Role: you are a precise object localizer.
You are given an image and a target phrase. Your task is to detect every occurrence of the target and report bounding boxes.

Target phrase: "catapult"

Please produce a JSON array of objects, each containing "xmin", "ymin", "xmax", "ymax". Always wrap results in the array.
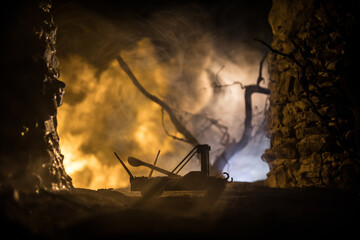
[{"xmin": 114, "ymin": 144, "xmax": 232, "ymax": 197}]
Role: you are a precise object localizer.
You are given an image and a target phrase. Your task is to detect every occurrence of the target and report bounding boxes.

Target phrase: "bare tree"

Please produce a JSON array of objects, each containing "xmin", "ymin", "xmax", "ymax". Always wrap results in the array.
[
  {"xmin": 116, "ymin": 53, "xmax": 269, "ymax": 176},
  {"xmin": 208, "ymin": 55, "xmax": 270, "ymax": 174}
]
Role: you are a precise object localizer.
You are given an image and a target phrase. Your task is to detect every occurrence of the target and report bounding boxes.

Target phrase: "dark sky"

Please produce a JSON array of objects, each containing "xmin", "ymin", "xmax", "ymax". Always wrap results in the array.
[
  {"xmin": 53, "ymin": 0, "xmax": 272, "ymax": 38},
  {"xmin": 53, "ymin": 0, "xmax": 272, "ymax": 73}
]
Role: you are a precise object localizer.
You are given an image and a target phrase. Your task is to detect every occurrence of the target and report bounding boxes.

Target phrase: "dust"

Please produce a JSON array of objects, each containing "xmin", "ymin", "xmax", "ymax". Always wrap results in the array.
[{"xmin": 55, "ymin": 1, "xmax": 271, "ymax": 189}]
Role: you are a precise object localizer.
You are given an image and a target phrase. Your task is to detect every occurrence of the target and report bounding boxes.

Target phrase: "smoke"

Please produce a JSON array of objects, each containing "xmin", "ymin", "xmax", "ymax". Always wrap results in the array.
[{"xmin": 54, "ymin": 1, "xmax": 272, "ymax": 189}]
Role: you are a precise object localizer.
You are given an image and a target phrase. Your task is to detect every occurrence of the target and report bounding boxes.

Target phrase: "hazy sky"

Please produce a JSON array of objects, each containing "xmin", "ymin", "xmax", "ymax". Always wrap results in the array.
[{"xmin": 53, "ymin": 0, "xmax": 272, "ymax": 188}]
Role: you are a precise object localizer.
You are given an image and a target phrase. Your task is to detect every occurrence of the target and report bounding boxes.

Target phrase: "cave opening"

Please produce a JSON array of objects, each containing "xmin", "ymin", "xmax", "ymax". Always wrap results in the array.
[
  {"xmin": 53, "ymin": 0, "xmax": 273, "ymax": 189},
  {"xmin": 1, "ymin": 0, "xmax": 360, "ymax": 238}
]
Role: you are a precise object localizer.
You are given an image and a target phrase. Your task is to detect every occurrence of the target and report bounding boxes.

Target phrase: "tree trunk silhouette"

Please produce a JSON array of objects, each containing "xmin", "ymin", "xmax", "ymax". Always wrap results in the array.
[
  {"xmin": 116, "ymin": 53, "xmax": 269, "ymax": 176},
  {"xmin": 211, "ymin": 84, "xmax": 269, "ymax": 174}
]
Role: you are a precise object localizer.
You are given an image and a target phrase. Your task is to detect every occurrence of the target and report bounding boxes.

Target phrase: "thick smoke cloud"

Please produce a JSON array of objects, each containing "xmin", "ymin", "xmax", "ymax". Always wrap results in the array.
[{"xmin": 53, "ymin": 0, "xmax": 272, "ymax": 188}]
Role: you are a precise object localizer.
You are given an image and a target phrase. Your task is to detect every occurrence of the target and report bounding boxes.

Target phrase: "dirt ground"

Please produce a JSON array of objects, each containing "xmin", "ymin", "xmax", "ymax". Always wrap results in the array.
[{"xmin": 1, "ymin": 182, "xmax": 359, "ymax": 239}]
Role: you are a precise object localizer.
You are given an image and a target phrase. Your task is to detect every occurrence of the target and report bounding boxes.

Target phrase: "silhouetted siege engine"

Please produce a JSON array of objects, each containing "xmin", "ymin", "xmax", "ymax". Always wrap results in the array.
[{"xmin": 114, "ymin": 144, "xmax": 232, "ymax": 198}]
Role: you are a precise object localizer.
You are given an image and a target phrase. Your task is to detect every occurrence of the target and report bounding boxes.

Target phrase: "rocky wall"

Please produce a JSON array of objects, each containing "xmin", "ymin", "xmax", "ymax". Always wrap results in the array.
[
  {"xmin": 262, "ymin": 0, "xmax": 360, "ymax": 189},
  {"xmin": 0, "ymin": 1, "xmax": 72, "ymax": 191}
]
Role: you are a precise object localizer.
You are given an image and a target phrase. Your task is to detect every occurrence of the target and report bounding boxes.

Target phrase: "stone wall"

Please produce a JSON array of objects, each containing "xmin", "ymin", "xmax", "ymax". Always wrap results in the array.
[
  {"xmin": 262, "ymin": 0, "xmax": 360, "ymax": 189},
  {"xmin": 0, "ymin": 1, "xmax": 72, "ymax": 191}
]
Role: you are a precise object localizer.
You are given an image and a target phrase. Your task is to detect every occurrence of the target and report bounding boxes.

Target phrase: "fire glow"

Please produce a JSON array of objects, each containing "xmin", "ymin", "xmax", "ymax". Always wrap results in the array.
[{"xmin": 58, "ymin": 36, "xmax": 269, "ymax": 189}]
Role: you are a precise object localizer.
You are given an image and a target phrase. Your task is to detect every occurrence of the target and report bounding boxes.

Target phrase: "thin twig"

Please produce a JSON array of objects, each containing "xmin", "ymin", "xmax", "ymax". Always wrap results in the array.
[
  {"xmin": 254, "ymin": 38, "xmax": 303, "ymax": 68},
  {"xmin": 161, "ymin": 108, "xmax": 190, "ymax": 143}
]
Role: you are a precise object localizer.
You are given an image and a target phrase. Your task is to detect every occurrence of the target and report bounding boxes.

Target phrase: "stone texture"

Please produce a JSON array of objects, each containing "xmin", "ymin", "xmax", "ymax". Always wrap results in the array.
[
  {"xmin": 263, "ymin": 0, "xmax": 360, "ymax": 189},
  {"xmin": 0, "ymin": 1, "xmax": 72, "ymax": 191}
]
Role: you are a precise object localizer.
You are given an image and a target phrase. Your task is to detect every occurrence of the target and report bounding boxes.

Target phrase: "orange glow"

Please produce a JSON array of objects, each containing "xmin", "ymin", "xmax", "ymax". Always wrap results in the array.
[
  {"xmin": 57, "ymin": 37, "xmax": 268, "ymax": 189},
  {"xmin": 58, "ymin": 39, "xmax": 192, "ymax": 189}
]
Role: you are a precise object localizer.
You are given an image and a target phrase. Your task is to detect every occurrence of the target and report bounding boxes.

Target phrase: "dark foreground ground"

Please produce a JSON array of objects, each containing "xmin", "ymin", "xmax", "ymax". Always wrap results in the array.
[{"xmin": 1, "ymin": 182, "xmax": 359, "ymax": 239}]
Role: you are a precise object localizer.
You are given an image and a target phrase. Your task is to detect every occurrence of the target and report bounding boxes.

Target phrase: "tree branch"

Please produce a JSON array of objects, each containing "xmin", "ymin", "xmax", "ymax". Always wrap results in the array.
[
  {"xmin": 116, "ymin": 54, "xmax": 199, "ymax": 146},
  {"xmin": 207, "ymin": 49, "xmax": 270, "ymax": 174},
  {"xmin": 211, "ymin": 84, "xmax": 270, "ymax": 173},
  {"xmin": 117, "ymin": 52, "xmax": 270, "ymax": 176},
  {"xmin": 160, "ymin": 108, "xmax": 190, "ymax": 143},
  {"xmin": 254, "ymin": 38, "xmax": 304, "ymax": 68}
]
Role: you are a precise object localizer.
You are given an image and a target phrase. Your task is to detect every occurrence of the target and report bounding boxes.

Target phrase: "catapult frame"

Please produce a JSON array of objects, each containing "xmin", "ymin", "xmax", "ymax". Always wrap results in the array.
[{"xmin": 114, "ymin": 144, "xmax": 232, "ymax": 197}]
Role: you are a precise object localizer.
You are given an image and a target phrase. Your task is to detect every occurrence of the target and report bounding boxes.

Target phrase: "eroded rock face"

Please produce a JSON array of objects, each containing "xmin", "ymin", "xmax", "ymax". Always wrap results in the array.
[
  {"xmin": 263, "ymin": 0, "xmax": 360, "ymax": 188},
  {"xmin": 0, "ymin": 1, "xmax": 72, "ymax": 191}
]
